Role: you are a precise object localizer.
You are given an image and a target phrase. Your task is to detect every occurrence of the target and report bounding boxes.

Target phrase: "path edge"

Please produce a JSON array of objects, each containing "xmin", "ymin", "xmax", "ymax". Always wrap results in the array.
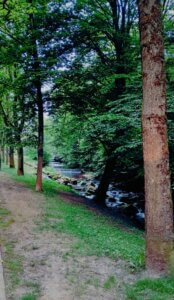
[{"xmin": 0, "ymin": 248, "xmax": 6, "ymax": 300}]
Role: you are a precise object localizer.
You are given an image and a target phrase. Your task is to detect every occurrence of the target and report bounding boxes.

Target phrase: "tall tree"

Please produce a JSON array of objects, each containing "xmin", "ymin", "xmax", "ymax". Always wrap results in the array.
[
  {"xmin": 51, "ymin": 0, "xmax": 139, "ymax": 205},
  {"xmin": 138, "ymin": 0, "xmax": 173, "ymax": 273},
  {"xmin": 28, "ymin": 2, "xmax": 44, "ymax": 191}
]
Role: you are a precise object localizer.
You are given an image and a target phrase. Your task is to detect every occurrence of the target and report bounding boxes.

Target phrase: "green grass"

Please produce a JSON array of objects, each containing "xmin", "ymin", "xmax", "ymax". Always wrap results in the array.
[
  {"xmin": 0, "ymin": 207, "xmax": 10, "ymax": 217},
  {"xmin": 2, "ymin": 163, "xmax": 72, "ymax": 194},
  {"xmin": 127, "ymin": 277, "xmax": 174, "ymax": 300},
  {"xmin": 0, "ymin": 167, "xmax": 40, "ymax": 296},
  {"xmin": 103, "ymin": 275, "xmax": 116, "ymax": 289},
  {"xmin": 0, "ymin": 207, "xmax": 12, "ymax": 229},
  {"xmin": 3, "ymin": 162, "xmax": 174, "ymax": 299},
  {"xmin": 86, "ymin": 278, "xmax": 100, "ymax": 288},
  {"xmin": 1, "ymin": 163, "xmax": 145, "ymax": 269},
  {"xmin": 0, "ymin": 207, "xmax": 21, "ymax": 287},
  {"xmin": 4, "ymin": 242, "xmax": 23, "ymax": 287},
  {"xmin": 0, "ymin": 195, "xmax": 22, "ymax": 289},
  {"xmin": 20, "ymin": 293, "xmax": 37, "ymax": 300},
  {"xmin": 43, "ymin": 193, "xmax": 144, "ymax": 267}
]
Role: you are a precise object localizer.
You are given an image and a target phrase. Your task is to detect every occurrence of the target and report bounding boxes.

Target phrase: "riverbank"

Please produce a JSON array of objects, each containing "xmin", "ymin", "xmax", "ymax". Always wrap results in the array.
[
  {"xmin": 24, "ymin": 158, "xmax": 145, "ymax": 228},
  {"xmin": 0, "ymin": 163, "xmax": 144, "ymax": 299},
  {"xmin": 1, "ymin": 162, "xmax": 174, "ymax": 299}
]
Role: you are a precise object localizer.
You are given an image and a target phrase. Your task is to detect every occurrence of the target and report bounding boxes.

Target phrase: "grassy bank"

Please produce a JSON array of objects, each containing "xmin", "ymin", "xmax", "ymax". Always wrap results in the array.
[
  {"xmin": 0, "ymin": 194, "xmax": 23, "ymax": 291},
  {"xmin": 2, "ymin": 162, "xmax": 174, "ymax": 299},
  {"xmin": 2, "ymin": 163, "xmax": 144, "ymax": 268}
]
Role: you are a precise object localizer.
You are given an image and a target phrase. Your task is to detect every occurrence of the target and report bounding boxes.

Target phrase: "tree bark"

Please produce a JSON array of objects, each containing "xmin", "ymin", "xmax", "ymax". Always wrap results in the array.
[
  {"xmin": 29, "ymin": 3, "xmax": 44, "ymax": 192},
  {"xmin": 17, "ymin": 146, "xmax": 24, "ymax": 176},
  {"xmin": 5, "ymin": 148, "xmax": 9, "ymax": 165},
  {"xmin": 95, "ymin": 157, "xmax": 114, "ymax": 205},
  {"xmin": 138, "ymin": 0, "xmax": 174, "ymax": 273},
  {"xmin": 9, "ymin": 147, "xmax": 15, "ymax": 168},
  {"xmin": 109, "ymin": 0, "xmax": 129, "ymax": 95},
  {"xmin": 1, "ymin": 147, "xmax": 5, "ymax": 163},
  {"xmin": 35, "ymin": 81, "xmax": 44, "ymax": 192}
]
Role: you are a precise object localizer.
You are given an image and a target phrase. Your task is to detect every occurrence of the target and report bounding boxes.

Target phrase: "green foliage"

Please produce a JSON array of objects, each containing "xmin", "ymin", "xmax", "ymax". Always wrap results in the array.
[
  {"xmin": 49, "ymin": 82, "xmax": 143, "ymax": 188},
  {"xmin": 26, "ymin": 147, "xmax": 51, "ymax": 167},
  {"xmin": 0, "ymin": 0, "xmax": 173, "ymax": 193},
  {"xmin": 47, "ymin": 0, "xmax": 143, "ymax": 186},
  {"xmin": 25, "ymin": 148, "xmax": 37, "ymax": 161},
  {"xmin": 0, "ymin": 2, "xmax": 173, "ymax": 299},
  {"xmin": 43, "ymin": 151, "xmax": 51, "ymax": 167},
  {"xmin": 0, "ymin": 0, "xmax": 173, "ymax": 206}
]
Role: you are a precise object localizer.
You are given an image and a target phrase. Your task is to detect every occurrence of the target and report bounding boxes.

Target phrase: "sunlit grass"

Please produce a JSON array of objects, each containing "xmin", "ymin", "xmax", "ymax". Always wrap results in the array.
[
  {"xmin": 2, "ymin": 162, "xmax": 72, "ymax": 194},
  {"xmin": 2, "ymin": 161, "xmax": 145, "ymax": 268},
  {"xmin": 43, "ymin": 192, "xmax": 144, "ymax": 267}
]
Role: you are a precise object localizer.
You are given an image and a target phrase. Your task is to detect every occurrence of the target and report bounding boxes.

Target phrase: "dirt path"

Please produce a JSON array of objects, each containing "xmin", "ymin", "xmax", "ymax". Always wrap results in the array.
[{"xmin": 0, "ymin": 172, "xmax": 136, "ymax": 300}]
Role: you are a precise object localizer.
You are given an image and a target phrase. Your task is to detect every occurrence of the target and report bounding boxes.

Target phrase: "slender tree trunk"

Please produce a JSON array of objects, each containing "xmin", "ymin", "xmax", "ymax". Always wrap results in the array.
[
  {"xmin": 29, "ymin": 5, "xmax": 44, "ymax": 192},
  {"xmin": 95, "ymin": 157, "xmax": 114, "ymax": 205},
  {"xmin": 0, "ymin": 152, "xmax": 1, "ymax": 170},
  {"xmin": 109, "ymin": 0, "xmax": 128, "ymax": 96},
  {"xmin": 115, "ymin": 49, "xmax": 126, "ymax": 95},
  {"xmin": 1, "ymin": 133, "xmax": 5, "ymax": 163},
  {"xmin": 9, "ymin": 147, "xmax": 15, "ymax": 168},
  {"xmin": 138, "ymin": 0, "xmax": 174, "ymax": 273},
  {"xmin": 17, "ymin": 146, "xmax": 24, "ymax": 176},
  {"xmin": 1, "ymin": 147, "xmax": 5, "ymax": 163},
  {"xmin": 5, "ymin": 148, "xmax": 9, "ymax": 165},
  {"xmin": 35, "ymin": 81, "xmax": 44, "ymax": 192}
]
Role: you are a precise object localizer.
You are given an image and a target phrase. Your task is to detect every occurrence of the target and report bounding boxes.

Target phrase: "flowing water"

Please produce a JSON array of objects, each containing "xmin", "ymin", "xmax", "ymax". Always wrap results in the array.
[
  {"xmin": 50, "ymin": 160, "xmax": 145, "ymax": 227},
  {"xmin": 50, "ymin": 161, "xmax": 82, "ymax": 178}
]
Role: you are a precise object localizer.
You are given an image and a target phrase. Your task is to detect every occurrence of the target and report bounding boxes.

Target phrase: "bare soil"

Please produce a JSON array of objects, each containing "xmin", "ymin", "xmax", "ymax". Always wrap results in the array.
[{"xmin": 0, "ymin": 172, "xmax": 138, "ymax": 300}]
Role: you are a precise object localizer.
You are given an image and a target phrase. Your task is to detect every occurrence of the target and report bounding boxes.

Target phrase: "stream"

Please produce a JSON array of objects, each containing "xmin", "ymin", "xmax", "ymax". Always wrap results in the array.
[
  {"xmin": 50, "ymin": 161, "xmax": 82, "ymax": 178},
  {"xmin": 49, "ymin": 160, "xmax": 145, "ymax": 228}
]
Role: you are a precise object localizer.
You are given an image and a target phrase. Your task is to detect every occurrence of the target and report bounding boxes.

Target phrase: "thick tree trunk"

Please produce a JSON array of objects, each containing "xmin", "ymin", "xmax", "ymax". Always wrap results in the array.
[
  {"xmin": 138, "ymin": 0, "xmax": 174, "ymax": 273},
  {"xmin": 95, "ymin": 157, "xmax": 114, "ymax": 205},
  {"xmin": 5, "ymin": 148, "xmax": 9, "ymax": 165},
  {"xmin": 9, "ymin": 147, "xmax": 15, "ymax": 168},
  {"xmin": 17, "ymin": 146, "xmax": 24, "ymax": 176},
  {"xmin": 35, "ymin": 82, "xmax": 44, "ymax": 192}
]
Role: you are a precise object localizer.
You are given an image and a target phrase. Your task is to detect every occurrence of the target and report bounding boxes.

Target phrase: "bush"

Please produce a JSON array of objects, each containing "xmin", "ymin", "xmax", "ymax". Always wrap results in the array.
[
  {"xmin": 25, "ymin": 147, "xmax": 51, "ymax": 167},
  {"xmin": 43, "ymin": 151, "xmax": 51, "ymax": 167}
]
